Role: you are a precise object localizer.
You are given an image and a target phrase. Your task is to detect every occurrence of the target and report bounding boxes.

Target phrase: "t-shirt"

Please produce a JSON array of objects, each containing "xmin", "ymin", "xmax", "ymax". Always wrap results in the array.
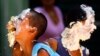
[{"xmin": 34, "ymin": 6, "xmax": 64, "ymax": 41}]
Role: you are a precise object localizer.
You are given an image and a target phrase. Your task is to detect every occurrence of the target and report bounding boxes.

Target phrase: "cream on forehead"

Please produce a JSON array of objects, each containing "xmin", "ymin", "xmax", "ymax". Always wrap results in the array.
[
  {"xmin": 13, "ymin": 8, "xmax": 30, "ymax": 22},
  {"xmin": 12, "ymin": 8, "xmax": 30, "ymax": 27},
  {"xmin": 18, "ymin": 8, "xmax": 30, "ymax": 20},
  {"xmin": 80, "ymin": 4, "xmax": 95, "ymax": 17},
  {"xmin": 7, "ymin": 8, "xmax": 31, "ymax": 47}
]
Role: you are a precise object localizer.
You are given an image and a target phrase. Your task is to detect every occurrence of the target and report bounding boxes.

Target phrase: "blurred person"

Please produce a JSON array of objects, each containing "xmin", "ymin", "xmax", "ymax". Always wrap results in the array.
[
  {"xmin": 61, "ymin": 4, "xmax": 97, "ymax": 56},
  {"xmin": 34, "ymin": 0, "xmax": 64, "ymax": 41},
  {"xmin": 34, "ymin": 0, "xmax": 66, "ymax": 56},
  {"xmin": 33, "ymin": 0, "xmax": 66, "ymax": 55}
]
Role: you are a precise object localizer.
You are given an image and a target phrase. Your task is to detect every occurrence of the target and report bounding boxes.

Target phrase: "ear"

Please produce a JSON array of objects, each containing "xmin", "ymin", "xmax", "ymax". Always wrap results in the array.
[
  {"xmin": 29, "ymin": 26, "xmax": 37, "ymax": 33},
  {"xmin": 29, "ymin": 27, "xmax": 38, "ymax": 41},
  {"xmin": 29, "ymin": 27, "xmax": 38, "ymax": 36},
  {"xmin": 76, "ymin": 21, "xmax": 84, "ymax": 26},
  {"xmin": 47, "ymin": 38, "xmax": 58, "ymax": 51}
]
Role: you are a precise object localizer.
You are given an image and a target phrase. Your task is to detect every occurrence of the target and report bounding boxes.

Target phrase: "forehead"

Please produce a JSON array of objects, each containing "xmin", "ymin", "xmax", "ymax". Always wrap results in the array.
[
  {"xmin": 14, "ymin": 9, "xmax": 30, "ymax": 23},
  {"xmin": 86, "ymin": 9, "xmax": 95, "ymax": 22},
  {"xmin": 80, "ymin": 4, "xmax": 95, "ymax": 22},
  {"xmin": 86, "ymin": 15, "xmax": 95, "ymax": 23}
]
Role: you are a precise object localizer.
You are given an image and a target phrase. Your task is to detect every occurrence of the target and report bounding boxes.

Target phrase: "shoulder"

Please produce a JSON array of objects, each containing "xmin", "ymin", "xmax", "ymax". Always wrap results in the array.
[
  {"xmin": 54, "ymin": 6, "xmax": 61, "ymax": 10},
  {"xmin": 54, "ymin": 6, "xmax": 63, "ymax": 17},
  {"xmin": 54, "ymin": 6, "xmax": 62, "ymax": 13},
  {"xmin": 34, "ymin": 7, "xmax": 44, "ymax": 13},
  {"xmin": 32, "ymin": 43, "xmax": 59, "ymax": 56},
  {"xmin": 38, "ymin": 48, "xmax": 49, "ymax": 56}
]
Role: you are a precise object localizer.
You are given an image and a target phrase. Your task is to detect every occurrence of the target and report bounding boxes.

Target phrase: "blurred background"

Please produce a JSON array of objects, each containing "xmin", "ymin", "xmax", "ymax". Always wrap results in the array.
[{"xmin": 0, "ymin": 0, "xmax": 100, "ymax": 56}]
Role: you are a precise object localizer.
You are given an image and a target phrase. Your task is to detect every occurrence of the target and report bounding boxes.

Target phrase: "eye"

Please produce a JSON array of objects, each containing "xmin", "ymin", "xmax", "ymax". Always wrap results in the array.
[
  {"xmin": 90, "ymin": 21, "xmax": 95, "ymax": 25},
  {"xmin": 90, "ymin": 22, "xmax": 93, "ymax": 24}
]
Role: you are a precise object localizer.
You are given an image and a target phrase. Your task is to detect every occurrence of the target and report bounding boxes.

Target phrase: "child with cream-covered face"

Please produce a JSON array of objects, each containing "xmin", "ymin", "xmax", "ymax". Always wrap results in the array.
[
  {"xmin": 7, "ymin": 8, "xmax": 60, "ymax": 56},
  {"xmin": 61, "ymin": 4, "xmax": 96, "ymax": 56},
  {"xmin": 6, "ymin": 9, "xmax": 47, "ymax": 56}
]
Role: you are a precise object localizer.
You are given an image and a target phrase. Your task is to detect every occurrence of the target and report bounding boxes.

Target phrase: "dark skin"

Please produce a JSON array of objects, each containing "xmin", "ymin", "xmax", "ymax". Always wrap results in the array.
[
  {"xmin": 13, "ymin": 17, "xmax": 37, "ymax": 56},
  {"xmin": 11, "ymin": 15, "xmax": 58, "ymax": 56}
]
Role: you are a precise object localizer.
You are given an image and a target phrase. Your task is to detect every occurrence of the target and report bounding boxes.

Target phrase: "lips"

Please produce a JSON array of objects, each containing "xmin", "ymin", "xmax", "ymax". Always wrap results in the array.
[
  {"xmin": 90, "ymin": 29, "xmax": 95, "ymax": 34},
  {"xmin": 90, "ymin": 31, "xmax": 93, "ymax": 34}
]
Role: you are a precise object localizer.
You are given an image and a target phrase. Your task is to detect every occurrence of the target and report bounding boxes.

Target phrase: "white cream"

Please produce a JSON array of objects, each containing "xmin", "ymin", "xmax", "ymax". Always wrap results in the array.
[
  {"xmin": 61, "ymin": 22, "xmax": 82, "ymax": 51},
  {"xmin": 61, "ymin": 4, "xmax": 96, "ymax": 51},
  {"xmin": 7, "ymin": 8, "xmax": 31, "ymax": 47}
]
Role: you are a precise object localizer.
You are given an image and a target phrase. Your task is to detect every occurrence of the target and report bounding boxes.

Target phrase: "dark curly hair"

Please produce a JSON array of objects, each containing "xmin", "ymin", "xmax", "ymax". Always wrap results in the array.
[{"xmin": 65, "ymin": 4, "xmax": 90, "ymax": 28}]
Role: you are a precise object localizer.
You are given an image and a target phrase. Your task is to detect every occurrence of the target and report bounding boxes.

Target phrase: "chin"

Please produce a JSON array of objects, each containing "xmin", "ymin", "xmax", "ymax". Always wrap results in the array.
[
  {"xmin": 7, "ymin": 31, "xmax": 15, "ymax": 47},
  {"xmin": 80, "ymin": 34, "xmax": 91, "ymax": 41}
]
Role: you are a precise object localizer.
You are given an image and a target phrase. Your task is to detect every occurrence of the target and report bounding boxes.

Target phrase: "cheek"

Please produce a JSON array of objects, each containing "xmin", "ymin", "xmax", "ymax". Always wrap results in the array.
[
  {"xmin": 85, "ymin": 24, "xmax": 96, "ymax": 33},
  {"xmin": 15, "ymin": 24, "xmax": 22, "ymax": 35},
  {"xmin": 83, "ymin": 24, "xmax": 91, "ymax": 33},
  {"xmin": 83, "ymin": 21, "xmax": 94, "ymax": 32}
]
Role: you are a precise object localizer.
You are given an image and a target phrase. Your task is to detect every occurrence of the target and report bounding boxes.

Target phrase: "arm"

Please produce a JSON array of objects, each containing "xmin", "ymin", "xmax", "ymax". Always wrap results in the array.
[
  {"xmin": 38, "ymin": 49, "xmax": 49, "ymax": 56},
  {"xmin": 46, "ymin": 38, "xmax": 58, "ymax": 51}
]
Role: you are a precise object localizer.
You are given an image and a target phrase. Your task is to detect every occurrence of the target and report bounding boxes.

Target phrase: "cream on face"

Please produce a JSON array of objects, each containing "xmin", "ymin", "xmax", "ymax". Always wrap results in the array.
[
  {"xmin": 79, "ymin": 15, "xmax": 96, "ymax": 41},
  {"xmin": 14, "ymin": 9, "xmax": 30, "ymax": 35},
  {"xmin": 83, "ymin": 15, "xmax": 96, "ymax": 33},
  {"xmin": 7, "ymin": 9, "xmax": 31, "ymax": 47},
  {"xmin": 80, "ymin": 4, "xmax": 97, "ymax": 41},
  {"xmin": 61, "ymin": 4, "xmax": 97, "ymax": 51}
]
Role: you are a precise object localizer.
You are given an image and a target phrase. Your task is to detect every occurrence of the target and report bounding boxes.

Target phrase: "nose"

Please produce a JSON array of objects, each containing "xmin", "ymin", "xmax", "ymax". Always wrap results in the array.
[{"xmin": 93, "ymin": 24, "xmax": 97, "ymax": 30}]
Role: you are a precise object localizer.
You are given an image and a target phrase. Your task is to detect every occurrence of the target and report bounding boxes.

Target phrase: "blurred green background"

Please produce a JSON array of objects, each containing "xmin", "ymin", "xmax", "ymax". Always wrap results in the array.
[{"xmin": 0, "ymin": 0, "xmax": 28, "ymax": 56}]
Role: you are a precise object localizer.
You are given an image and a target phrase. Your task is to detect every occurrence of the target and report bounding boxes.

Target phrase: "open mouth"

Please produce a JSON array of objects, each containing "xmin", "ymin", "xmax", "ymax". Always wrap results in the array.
[{"xmin": 90, "ymin": 30, "xmax": 94, "ymax": 34}]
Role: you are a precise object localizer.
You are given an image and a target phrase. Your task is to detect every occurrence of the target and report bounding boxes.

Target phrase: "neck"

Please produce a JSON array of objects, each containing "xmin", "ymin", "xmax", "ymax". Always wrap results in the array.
[
  {"xmin": 25, "ymin": 42, "xmax": 33, "ymax": 56},
  {"xmin": 19, "ymin": 41, "xmax": 35, "ymax": 56},
  {"xmin": 65, "ymin": 37, "xmax": 80, "ymax": 51},
  {"xmin": 43, "ymin": 5, "xmax": 54, "ymax": 12},
  {"xmin": 68, "ymin": 49, "xmax": 82, "ymax": 56}
]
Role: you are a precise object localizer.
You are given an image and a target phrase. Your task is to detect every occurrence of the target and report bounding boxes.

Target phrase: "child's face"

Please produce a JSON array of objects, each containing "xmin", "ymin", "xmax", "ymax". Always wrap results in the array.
[
  {"xmin": 15, "ymin": 18, "xmax": 37, "ymax": 43},
  {"xmin": 80, "ymin": 14, "xmax": 96, "ymax": 41}
]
